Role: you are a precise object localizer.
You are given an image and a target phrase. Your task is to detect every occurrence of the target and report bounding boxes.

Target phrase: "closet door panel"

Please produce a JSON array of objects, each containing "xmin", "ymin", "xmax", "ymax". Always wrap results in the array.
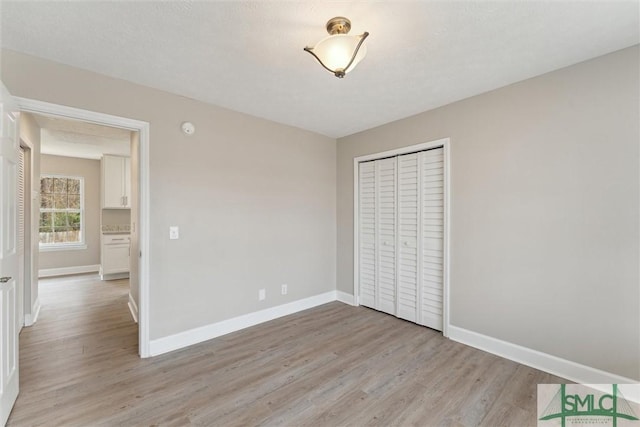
[
  {"xmin": 396, "ymin": 153, "xmax": 419, "ymax": 322},
  {"xmin": 358, "ymin": 161, "xmax": 376, "ymax": 308},
  {"xmin": 420, "ymin": 148, "xmax": 444, "ymax": 331},
  {"xmin": 376, "ymin": 157, "xmax": 396, "ymax": 315}
]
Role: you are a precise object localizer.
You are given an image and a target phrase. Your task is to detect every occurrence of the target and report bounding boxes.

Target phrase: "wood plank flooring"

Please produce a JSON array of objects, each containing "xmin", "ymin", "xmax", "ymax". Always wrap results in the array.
[{"xmin": 8, "ymin": 274, "xmax": 566, "ymax": 426}]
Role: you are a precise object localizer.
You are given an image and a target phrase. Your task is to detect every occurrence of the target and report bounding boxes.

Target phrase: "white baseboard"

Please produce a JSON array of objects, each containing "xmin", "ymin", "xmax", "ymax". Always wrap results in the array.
[
  {"xmin": 149, "ymin": 291, "xmax": 337, "ymax": 356},
  {"xmin": 128, "ymin": 292, "xmax": 139, "ymax": 323},
  {"xmin": 39, "ymin": 264, "xmax": 100, "ymax": 278},
  {"xmin": 24, "ymin": 297, "xmax": 41, "ymax": 327},
  {"xmin": 336, "ymin": 290, "xmax": 356, "ymax": 306},
  {"xmin": 147, "ymin": 290, "xmax": 637, "ymax": 392},
  {"xmin": 448, "ymin": 325, "xmax": 638, "ymax": 386},
  {"xmin": 101, "ymin": 272, "xmax": 129, "ymax": 281}
]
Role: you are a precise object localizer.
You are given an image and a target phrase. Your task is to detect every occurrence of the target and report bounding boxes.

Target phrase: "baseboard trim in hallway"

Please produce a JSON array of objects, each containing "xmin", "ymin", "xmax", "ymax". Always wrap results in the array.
[
  {"xmin": 39, "ymin": 264, "xmax": 100, "ymax": 278},
  {"xmin": 24, "ymin": 297, "xmax": 41, "ymax": 327},
  {"xmin": 128, "ymin": 292, "xmax": 139, "ymax": 323}
]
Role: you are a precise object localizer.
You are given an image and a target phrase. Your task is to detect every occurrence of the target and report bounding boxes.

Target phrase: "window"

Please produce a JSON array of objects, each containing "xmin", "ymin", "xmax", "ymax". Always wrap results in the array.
[{"xmin": 39, "ymin": 175, "xmax": 86, "ymax": 250}]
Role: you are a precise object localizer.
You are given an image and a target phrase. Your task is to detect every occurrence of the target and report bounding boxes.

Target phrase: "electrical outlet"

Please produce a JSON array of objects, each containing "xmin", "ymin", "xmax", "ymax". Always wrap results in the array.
[
  {"xmin": 169, "ymin": 226, "xmax": 179, "ymax": 240},
  {"xmin": 259, "ymin": 289, "xmax": 266, "ymax": 301},
  {"xmin": 281, "ymin": 284, "xmax": 288, "ymax": 295}
]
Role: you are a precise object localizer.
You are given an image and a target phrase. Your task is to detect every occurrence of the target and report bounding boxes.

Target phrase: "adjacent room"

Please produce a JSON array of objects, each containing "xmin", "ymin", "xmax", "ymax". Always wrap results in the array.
[
  {"xmin": 0, "ymin": 1, "xmax": 638, "ymax": 426},
  {"xmin": 32, "ymin": 112, "xmax": 140, "ymax": 350}
]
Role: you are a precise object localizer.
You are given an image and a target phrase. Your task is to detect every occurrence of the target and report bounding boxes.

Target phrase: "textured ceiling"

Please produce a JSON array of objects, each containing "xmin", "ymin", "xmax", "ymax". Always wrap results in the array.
[
  {"xmin": 2, "ymin": 1, "xmax": 639, "ymax": 138},
  {"xmin": 33, "ymin": 114, "xmax": 131, "ymax": 160}
]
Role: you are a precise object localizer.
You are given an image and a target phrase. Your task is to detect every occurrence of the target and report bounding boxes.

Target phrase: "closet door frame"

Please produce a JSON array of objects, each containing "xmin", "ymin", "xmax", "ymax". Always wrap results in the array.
[{"xmin": 353, "ymin": 137, "xmax": 451, "ymax": 337}]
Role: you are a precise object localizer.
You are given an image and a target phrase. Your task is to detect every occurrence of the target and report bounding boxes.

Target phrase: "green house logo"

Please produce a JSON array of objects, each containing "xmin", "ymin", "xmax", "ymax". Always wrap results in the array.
[{"xmin": 539, "ymin": 384, "xmax": 639, "ymax": 427}]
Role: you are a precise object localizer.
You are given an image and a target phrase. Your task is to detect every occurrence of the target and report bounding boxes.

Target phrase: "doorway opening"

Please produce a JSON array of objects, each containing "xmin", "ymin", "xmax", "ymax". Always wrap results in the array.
[{"xmin": 16, "ymin": 98, "xmax": 150, "ymax": 357}]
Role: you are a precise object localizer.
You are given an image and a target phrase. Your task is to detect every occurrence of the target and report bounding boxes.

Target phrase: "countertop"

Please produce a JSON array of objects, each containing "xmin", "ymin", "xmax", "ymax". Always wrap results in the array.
[{"xmin": 101, "ymin": 224, "xmax": 131, "ymax": 234}]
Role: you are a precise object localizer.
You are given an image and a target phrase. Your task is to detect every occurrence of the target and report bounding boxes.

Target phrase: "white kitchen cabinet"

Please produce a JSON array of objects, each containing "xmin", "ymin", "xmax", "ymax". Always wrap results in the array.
[
  {"xmin": 100, "ymin": 234, "xmax": 130, "ymax": 280},
  {"xmin": 102, "ymin": 155, "xmax": 131, "ymax": 208}
]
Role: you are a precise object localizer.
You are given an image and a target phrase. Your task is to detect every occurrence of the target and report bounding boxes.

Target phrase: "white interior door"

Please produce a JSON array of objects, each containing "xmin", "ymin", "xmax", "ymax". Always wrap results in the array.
[
  {"xmin": 420, "ymin": 148, "xmax": 444, "ymax": 331},
  {"xmin": 358, "ymin": 146, "xmax": 445, "ymax": 332},
  {"xmin": 358, "ymin": 161, "xmax": 376, "ymax": 308},
  {"xmin": 397, "ymin": 153, "xmax": 420, "ymax": 322},
  {"xmin": 17, "ymin": 148, "xmax": 24, "ymax": 334},
  {"xmin": 0, "ymin": 82, "xmax": 20, "ymax": 426},
  {"xmin": 375, "ymin": 157, "xmax": 396, "ymax": 315}
]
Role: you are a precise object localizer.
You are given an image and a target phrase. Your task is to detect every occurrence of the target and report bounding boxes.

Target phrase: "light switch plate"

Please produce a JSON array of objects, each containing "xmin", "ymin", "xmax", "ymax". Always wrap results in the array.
[{"xmin": 169, "ymin": 226, "xmax": 179, "ymax": 240}]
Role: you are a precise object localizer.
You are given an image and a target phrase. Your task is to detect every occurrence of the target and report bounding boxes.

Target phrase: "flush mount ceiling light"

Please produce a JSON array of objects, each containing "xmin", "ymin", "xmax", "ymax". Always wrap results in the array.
[{"xmin": 304, "ymin": 17, "xmax": 369, "ymax": 78}]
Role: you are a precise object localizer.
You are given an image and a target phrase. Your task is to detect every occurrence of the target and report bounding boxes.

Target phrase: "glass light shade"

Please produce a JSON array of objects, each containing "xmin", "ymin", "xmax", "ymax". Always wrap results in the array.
[
  {"xmin": 311, "ymin": 34, "xmax": 367, "ymax": 73},
  {"xmin": 305, "ymin": 32, "xmax": 368, "ymax": 78}
]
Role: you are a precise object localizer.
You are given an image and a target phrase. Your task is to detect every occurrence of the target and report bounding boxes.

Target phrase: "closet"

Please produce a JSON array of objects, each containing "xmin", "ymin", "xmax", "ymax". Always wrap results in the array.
[{"xmin": 358, "ymin": 147, "xmax": 444, "ymax": 331}]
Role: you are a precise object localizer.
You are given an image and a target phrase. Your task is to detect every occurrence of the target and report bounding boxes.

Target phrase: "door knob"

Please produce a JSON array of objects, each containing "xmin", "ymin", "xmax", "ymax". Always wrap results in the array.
[{"xmin": 0, "ymin": 277, "xmax": 11, "ymax": 283}]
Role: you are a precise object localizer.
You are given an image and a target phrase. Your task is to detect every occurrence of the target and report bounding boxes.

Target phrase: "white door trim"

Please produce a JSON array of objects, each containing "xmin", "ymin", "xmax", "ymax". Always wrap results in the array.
[
  {"xmin": 15, "ymin": 97, "xmax": 152, "ymax": 358},
  {"xmin": 353, "ymin": 137, "xmax": 451, "ymax": 337}
]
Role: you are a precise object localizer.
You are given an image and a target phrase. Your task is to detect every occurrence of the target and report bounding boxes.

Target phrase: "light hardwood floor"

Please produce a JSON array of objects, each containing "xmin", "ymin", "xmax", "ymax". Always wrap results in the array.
[{"xmin": 8, "ymin": 274, "xmax": 566, "ymax": 426}]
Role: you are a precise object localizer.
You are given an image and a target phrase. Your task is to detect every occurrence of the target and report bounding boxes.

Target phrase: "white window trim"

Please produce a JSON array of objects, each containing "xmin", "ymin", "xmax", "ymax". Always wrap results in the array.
[
  {"xmin": 39, "ymin": 243, "xmax": 87, "ymax": 252},
  {"xmin": 39, "ymin": 173, "xmax": 86, "ymax": 251}
]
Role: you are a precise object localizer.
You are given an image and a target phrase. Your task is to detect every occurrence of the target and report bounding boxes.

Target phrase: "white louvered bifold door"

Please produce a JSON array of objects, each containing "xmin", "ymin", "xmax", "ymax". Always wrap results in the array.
[
  {"xmin": 375, "ymin": 157, "xmax": 397, "ymax": 315},
  {"xmin": 17, "ymin": 148, "xmax": 24, "ymax": 334},
  {"xmin": 358, "ymin": 147, "xmax": 443, "ymax": 330},
  {"xmin": 420, "ymin": 148, "xmax": 444, "ymax": 331},
  {"xmin": 358, "ymin": 161, "xmax": 376, "ymax": 308},
  {"xmin": 396, "ymin": 153, "xmax": 419, "ymax": 322}
]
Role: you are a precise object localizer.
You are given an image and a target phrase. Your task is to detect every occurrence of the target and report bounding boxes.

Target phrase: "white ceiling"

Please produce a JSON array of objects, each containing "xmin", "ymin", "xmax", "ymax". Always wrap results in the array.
[
  {"xmin": 32, "ymin": 114, "xmax": 131, "ymax": 160},
  {"xmin": 2, "ymin": 1, "xmax": 638, "ymax": 138}
]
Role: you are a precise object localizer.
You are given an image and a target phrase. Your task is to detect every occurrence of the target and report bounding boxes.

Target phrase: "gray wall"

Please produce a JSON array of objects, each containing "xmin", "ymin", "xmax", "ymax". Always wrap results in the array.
[
  {"xmin": 5, "ymin": 46, "xmax": 637, "ymax": 380},
  {"xmin": 337, "ymin": 46, "xmax": 639, "ymax": 380},
  {"xmin": 39, "ymin": 154, "xmax": 101, "ymax": 270},
  {"xmin": 1, "ymin": 49, "xmax": 337, "ymax": 340}
]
